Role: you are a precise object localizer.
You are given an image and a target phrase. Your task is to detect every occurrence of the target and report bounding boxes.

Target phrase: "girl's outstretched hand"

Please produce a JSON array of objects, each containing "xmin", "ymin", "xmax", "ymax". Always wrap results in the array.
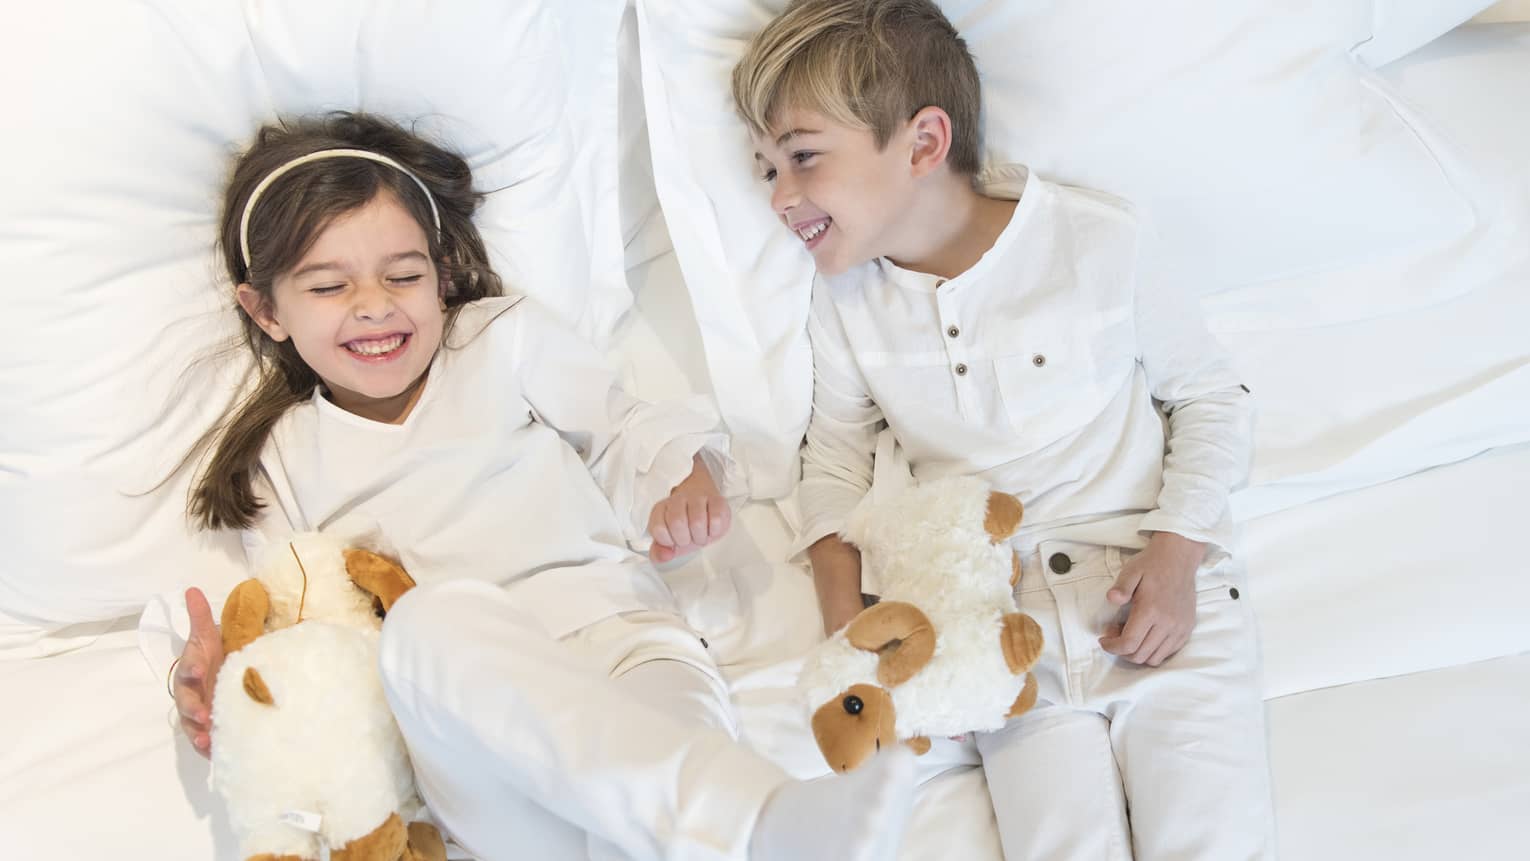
[
  {"xmin": 173, "ymin": 587, "xmax": 225, "ymax": 759},
  {"xmin": 648, "ymin": 455, "xmax": 732, "ymax": 564}
]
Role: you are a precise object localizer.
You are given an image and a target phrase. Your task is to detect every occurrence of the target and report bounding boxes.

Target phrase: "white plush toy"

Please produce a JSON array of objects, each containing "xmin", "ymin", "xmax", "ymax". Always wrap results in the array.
[
  {"xmin": 211, "ymin": 532, "xmax": 444, "ymax": 861},
  {"xmin": 798, "ymin": 476, "xmax": 1045, "ymax": 773}
]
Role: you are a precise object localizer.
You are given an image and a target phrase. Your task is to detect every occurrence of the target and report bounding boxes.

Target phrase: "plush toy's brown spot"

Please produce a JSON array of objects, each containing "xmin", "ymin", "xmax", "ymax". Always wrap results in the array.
[
  {"xmin": 221, "ymin": 578, "xmax": 272, "ymax": 655},
  {"xmin": 404, "ymin": 821, "xmax": 447, "ymax": 861},
  {"xmin": 247, "ymin": 854, "xmax": 305, "ymax": 861},
  {"xmin": 983, "ymin": 491, "xmax": 1024, "ymax": 543},
  {"xmin": 906, "ymin": 736, "xmax": 932, "ymax": 756},
  {"xmin": 1000, "ymin": 613, "xmax": 1045, "ymax": 675},
  {"xmin": 1011, "ymin": 550, "xmax": 1022, "ymax": 588},
  {"xmin": 331, "ymin": 812, "xmax": 408, "ymax": 861},
  {"xmin": 846, "ymin": 601, "xmax": 937, "ymax": 687},
  {"xmin": 344, "ymin": 549, "xmax": 418, "ymax": 615},
  {"xmin": 811, "ymin": 683, "xmax": 897, "ymax": 773},
  {"xmin": 242, "ymin": 667, "xmax": 275, "ymax": 706},
  {"xmin": 1007, "ymin": 673, "xmax": 1040, "ymax": 719}
]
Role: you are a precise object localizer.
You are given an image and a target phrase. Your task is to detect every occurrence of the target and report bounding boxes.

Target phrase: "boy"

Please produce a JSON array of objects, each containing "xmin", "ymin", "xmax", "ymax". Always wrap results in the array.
[{"xmin": 732, "ymin": 1, "xmax": 1277, "ymax": 858}]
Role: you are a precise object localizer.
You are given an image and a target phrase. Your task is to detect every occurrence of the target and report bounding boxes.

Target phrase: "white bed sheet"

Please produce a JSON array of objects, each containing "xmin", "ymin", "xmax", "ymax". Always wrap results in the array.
[
  {"xmin": 3, "ymin": 240, "xmax": 1526, "ymax": 859},
  {"xmin": 1269, "ymin": 653, "xmax": 1530, "ymax": 860}
]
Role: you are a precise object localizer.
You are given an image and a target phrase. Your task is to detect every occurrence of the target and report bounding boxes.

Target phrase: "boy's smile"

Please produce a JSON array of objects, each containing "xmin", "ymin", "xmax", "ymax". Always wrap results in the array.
[{"xmin": 754, "ymin": 108, "xmax": 920, "ymax": 276}]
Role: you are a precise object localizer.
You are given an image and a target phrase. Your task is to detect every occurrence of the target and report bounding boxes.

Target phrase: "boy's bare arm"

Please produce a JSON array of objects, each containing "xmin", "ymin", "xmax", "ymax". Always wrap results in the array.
[{"xmin": 808, "ymin": 533, "xmax": 866, "ymax": 636}]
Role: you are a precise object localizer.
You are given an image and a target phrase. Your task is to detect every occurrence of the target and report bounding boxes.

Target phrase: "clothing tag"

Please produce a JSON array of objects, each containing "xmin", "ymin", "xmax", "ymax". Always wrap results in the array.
[{"xmin": 280, "ymin": 809, "xmax": 324, "ymax": 833}]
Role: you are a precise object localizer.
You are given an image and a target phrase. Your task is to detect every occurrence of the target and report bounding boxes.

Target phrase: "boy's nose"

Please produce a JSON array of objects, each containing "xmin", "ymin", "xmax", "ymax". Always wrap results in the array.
[{"xmin": 771, "ymin": 174, "xmax": 800, "ymax": 216}]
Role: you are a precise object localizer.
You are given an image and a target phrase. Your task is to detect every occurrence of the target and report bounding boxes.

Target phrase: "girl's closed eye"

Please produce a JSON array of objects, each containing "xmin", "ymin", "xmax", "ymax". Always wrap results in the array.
[
  {"xmin": 308, "ymin": 284, "xmax": 345, "ymax": 296},
  {"xmin": 388, "ymin": 274, "xmax": 425, "ymax": 285}
]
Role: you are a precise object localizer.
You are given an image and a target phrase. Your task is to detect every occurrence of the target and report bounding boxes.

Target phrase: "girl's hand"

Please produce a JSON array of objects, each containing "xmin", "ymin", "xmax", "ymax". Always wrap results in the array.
[
  {"xmin": 1098, "ymin": 533, "xmax": 1206, "ymax": 667},
  {"xmin": 173, "ymin": 587, "xmax": 225, "ymax": 759},
  {"xmin": 648, "ymin": 455, "xmax": 732, "ymax": 563},
  {"xmin": 819, "ymin": 598, "xmax": 864, "ymax": 639}
]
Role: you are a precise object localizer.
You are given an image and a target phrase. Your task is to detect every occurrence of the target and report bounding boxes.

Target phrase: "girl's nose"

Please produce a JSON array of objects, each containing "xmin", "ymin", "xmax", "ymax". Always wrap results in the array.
[{"xmin": 353, "ymin": 279, "xmax": 395, "ymax": 321}]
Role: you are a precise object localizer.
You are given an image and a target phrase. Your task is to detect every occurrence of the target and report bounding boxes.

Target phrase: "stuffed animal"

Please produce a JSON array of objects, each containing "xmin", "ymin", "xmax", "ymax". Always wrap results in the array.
[
  {"xmin": 798, "ymin": 475, "xmax": 1045, "ymax": 773},
  {"xmin": 212, "ymin": 532, "xmax": 445, "ymax": 861}
]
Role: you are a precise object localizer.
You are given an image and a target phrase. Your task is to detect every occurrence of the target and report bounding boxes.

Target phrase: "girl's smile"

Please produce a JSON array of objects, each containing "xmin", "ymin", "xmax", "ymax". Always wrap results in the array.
[{"xmin": 237, "ymin": 189, "xmax": 445, "ymax": 424}]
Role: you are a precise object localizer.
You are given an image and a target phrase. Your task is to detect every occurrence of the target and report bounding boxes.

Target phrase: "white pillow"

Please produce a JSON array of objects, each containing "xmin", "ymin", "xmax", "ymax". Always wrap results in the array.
[
  {"xmin": 1354, "ymin": 0, "xmax": 1500, "ymax": 67},
  {"xmin": 0, "ymin": 0, "xmax": 628, "ymax": 645},
  {"xmin": 636, "ymin": 0, "xmax": 1478, "ymax": 499}
]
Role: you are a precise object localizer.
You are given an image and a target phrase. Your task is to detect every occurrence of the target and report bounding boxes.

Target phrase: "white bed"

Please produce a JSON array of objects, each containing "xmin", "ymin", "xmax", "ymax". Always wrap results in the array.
[{"xmin": 3, "ymin": 5, "xmax": 1528, "ymax": 860}]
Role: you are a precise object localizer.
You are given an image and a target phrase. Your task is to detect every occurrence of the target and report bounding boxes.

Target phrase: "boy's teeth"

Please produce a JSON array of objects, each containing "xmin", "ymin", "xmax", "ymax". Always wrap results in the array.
[{"xmin": 798, "ymin": 221, "xmax": 829, "ymax": 241}]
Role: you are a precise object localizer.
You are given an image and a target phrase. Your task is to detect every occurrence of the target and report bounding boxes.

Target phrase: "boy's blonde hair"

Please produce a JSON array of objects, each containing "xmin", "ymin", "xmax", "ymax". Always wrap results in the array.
[{"xmin": 732, "ymin": 0, "xmax": 983, "ymax": 176}]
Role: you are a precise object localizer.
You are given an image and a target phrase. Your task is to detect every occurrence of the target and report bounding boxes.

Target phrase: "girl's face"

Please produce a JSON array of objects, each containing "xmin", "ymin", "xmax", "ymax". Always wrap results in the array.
[{"xmin": 238, "ymin": 190, "xmax": 445, "ymax": 424}]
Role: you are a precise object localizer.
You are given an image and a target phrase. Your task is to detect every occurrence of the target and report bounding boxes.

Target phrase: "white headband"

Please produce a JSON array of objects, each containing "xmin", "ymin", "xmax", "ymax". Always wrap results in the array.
[{"xmin": 237, "ymin": 148, "xmax": 443, "ymax": 273}]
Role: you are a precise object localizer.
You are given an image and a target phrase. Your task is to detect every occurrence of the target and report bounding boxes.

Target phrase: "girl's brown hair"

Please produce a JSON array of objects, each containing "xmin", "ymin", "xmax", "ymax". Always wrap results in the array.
[{"xmin": 188, "ymin": 112, "xmax": 502, "ymax": 531}]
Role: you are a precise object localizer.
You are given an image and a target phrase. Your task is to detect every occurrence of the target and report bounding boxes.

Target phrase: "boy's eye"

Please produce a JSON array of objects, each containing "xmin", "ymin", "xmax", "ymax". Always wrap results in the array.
[
  {"xmin": 761, "ymin": 167, "xmax": 778, "ymax": 183},
  {"xmin": 791, "ymin": 151, "xmax": 817, "ymax": 165}
]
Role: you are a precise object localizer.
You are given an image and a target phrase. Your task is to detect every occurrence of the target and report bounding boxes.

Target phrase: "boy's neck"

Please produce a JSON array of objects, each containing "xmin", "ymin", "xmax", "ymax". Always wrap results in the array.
[{"xmin": 884, "ymin": 173, "xmax": 1016, "ymax": 282}]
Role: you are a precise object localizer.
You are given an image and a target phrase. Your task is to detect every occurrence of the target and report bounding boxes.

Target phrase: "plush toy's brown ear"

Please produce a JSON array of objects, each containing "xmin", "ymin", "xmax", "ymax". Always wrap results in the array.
[
  {"xmin": 845, "ymin": 601, "xmax": 937, "ymax": 688},
  {"xmin": 811, "ymin": 683, "xmax": 898, "ymax": 773},
  {"xmin": 330, "ymin": 812, "xmax": 408, "ymax": 861},
  {"xmin": 1007, "ymin": 673, "xmax": 1039, "ymax": 719},
  {"xmin": 404, "ymin": 821, "xmax": 447, "ymax": 861},
  {"xmin": 344, "ymin": 549, "xmax": 417, "ymax": 615},
  {"xmin": 221, "ymin": 578, "xmax": 271, "ymax": 655},
  {"xmin": 984, "ymin": 491, "xmax": 1024, "ymax": 543},
  {"xmin": 1000, "ymin": 612, "xmax": 1045, "ymax": 675}
]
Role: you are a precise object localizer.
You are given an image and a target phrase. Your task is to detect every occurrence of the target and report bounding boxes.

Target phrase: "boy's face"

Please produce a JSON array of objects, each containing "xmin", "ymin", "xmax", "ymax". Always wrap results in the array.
[{"xmin": 753, "ymin": 107, "xmax": 917, "ymax": 276}]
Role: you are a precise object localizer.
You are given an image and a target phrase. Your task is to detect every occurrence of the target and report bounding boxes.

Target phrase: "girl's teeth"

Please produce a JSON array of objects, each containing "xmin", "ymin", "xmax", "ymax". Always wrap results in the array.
[
  {"xmin": 798, "ymin": 221, "xmax": 829, "ymax": 241},
  {"xmin": 349, "ymin": 335, "xmax": 404, "ymax": 355}
]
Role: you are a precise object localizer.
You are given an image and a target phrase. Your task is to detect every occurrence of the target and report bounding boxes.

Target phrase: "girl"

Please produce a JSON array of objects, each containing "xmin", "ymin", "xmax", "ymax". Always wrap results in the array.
[{"xmin": 168, "ymin": 113, "xmax": 913, "ymax": 861}]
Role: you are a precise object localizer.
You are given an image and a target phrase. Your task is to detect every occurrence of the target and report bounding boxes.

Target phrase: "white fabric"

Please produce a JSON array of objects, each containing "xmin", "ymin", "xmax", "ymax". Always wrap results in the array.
[
  {"xmin": 1213, "ymin": 23, "xmax": 1530, "ymax": 519},
  {"xmin": 244, "ymin": 296, "xmax": 744, "ymax": 641},
  {"xmin": 0, "ymin": 0, "xmax": 634, "ymax": 645},
  {"xmin": 379, "ymin": 580, "xmax": 786, "ymax": 861},
  {"xmin": 5, "ymin": 248, "xmax": 1530, "ymax": 859},
  {"xmin": 971, "ymin": 542, "xmax": 1274, "ymax": 860},
  {"xmin": 798, "ymin": 171, "xmax": 1250, "ymax": 559},
  {"xmin": 1353, "ymin": 0, "xmax": 1500, "ymax": 67},
  {"xmin": 636, "ymin": 0, "xmax": 1479, "ymax": 496},
  {"xmin": 1268, "ymin": 652, "xmax": 1530, "ymax": 860}
]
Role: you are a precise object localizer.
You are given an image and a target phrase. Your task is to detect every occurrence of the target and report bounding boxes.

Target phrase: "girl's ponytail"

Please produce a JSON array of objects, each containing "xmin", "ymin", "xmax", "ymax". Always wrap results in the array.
[{"xmin": 189, "ymin": 350, "xmax": 315, "ymax": 530}]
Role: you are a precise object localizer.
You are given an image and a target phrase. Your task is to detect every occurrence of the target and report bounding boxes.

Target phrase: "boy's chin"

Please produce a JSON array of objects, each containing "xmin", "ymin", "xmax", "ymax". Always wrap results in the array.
[{"xmin": 811, "ymin": 250, "xmax": 865, "ymax": 278}]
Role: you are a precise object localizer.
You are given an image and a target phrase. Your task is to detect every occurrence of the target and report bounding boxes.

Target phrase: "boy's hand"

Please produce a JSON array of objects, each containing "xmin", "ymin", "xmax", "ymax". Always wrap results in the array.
[
  {"xmin": 1098, "ymin": 533, "xmax": 1206, "ymax": 667},
  {"xmin": 173, "ymin": 587, "xmax": 225, "ymax": 759},
  {"xmin": 648, "ymin": 454, "xmax": 732, "ymax": 563}
]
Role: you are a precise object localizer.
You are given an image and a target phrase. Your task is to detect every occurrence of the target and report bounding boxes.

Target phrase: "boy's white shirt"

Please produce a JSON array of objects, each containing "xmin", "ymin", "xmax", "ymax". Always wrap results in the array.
[
  {"xmin": 795, "ymin": 166, "xmax": 1253, "ymax": 565},
  {"xmin": 232, "ymin": 295, "xmax": 746, "ymax": 640}
]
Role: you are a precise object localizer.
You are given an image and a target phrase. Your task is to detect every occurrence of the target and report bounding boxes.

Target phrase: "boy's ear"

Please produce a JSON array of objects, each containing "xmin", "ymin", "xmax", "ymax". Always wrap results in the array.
[
  {"xmin": 236, "ymin": 283, "xmax": 289, "ymax": 342},
  {"xmin": 907, "ymin": 106, "xmax": 954, "ymax": 179}
]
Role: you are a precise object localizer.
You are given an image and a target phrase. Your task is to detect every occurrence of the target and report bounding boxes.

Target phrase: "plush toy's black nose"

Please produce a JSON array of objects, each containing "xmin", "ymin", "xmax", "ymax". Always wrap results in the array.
[{"xmin": 843, "ymin": 695, "xmax": 864, "ymax": 715}]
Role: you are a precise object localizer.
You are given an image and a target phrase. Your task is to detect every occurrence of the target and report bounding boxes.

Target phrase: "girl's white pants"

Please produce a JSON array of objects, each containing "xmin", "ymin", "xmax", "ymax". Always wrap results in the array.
[
  {"xmin": 377, "ymin": 579, "xmax": 789, "ymax": 861},
  {"xmin": 975, "ymin": 539, "xmax": 1278, "ymax": 860}
]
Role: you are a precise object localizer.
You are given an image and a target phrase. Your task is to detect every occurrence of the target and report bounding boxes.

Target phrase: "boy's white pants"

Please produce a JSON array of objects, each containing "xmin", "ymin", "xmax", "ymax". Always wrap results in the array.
[
  {"xmin": 975, "ymin": 539, "xmax": 1277, "ymax": 861},
  {"xmin": 377, "ymin": 579, "xmax": 789, "ymax": 861}
]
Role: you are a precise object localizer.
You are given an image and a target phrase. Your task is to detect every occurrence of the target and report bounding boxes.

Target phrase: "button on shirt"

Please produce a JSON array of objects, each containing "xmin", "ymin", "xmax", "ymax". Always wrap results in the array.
[{"xmin": 797, "ymin": 167, "xmax": 1253, "ymax": 557}]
